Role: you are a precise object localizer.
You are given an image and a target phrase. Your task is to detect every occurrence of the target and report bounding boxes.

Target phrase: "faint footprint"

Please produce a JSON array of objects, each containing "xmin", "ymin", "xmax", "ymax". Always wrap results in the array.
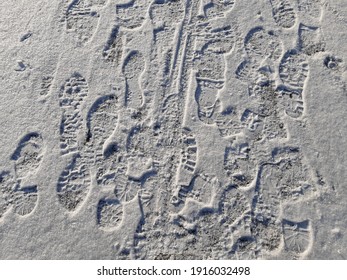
[
  {"xmin": 40, "ymin": 75, "xmax": 54, "ymax": 97},
  {"xmin": 122, "ymin": 50, "xmax": 146, "ymax": 110},
  {"xmin": 114, "ymin": 166, "xmax": 141, "ymax": 203},
  {"xmin": 95, "ymin": 151, "xmax": 118, "ymax": 187},
  {"xmin": 65, "ymin": 0, "xmax": 107, "ymax": 46},
  {"xmin": 194, "ymin": 77, "xmax": 224, "ymax": 124},
  {"xmin": 244, "ymin": 27, "xmax": 283, "ymax": 63},
  {"xmin": 224, "ymin": 140, "xmax": 257, "ymax": 187},
  {"xmin": 192, "ymin": 23, "xmax": 236, "ymax": 132},
  {"xmin": 278, "ymin": 50, "xmax": 309, "ymax": 117},
  {"xmin": 193, "ymin": 23, "xmax": 236, "ymax": 59},
  {"xmin": 97, "ymin": 198, "xmax": 124, "ymax": 231},
  {"xmin": 272, "ymin": 146, "xmax": 317, "ymax": 202},
  {"xmin": 149, "ymin": 0, "xmax": 184, "ymax": 28},
  {"xmin": 213, "ymin": 103, "xmax": 242, "ymax": 138},
  {"xmin": 261, "ymin": 110, "xmax": 287, "ymax": 140},
  {"xmin": 171, "ymin": 174, "xmax": 218, "ymax": 211},
  {"xmin": 296, "ymin": 0, "xmax": 323, "ymax": 21},
  {"xmin": 219, "ymin": 186, "xmax": 251, "ymax": 228},
  {"xmin": 269, "ymin": 0, "xmax": 297, "ymax": 29},
  {"xmin": 0, "ymin": 133, "xmax": 44, "ymax": 218},
  {"xmin": 59, "ymin": 73, "xmax": 88, "ymax": 156},
  {"xmin": 103, "ymin": 26, "xmax": 124, "ymax": 65},
  {"xmin": 235, "ymin": 60, "xmax": 265, "ymax": 98},
  {"xmin": 172, "ymin": 128, "xmax": 200, "ymax": 205},
  {"xmin": 282, "ymin": 219, "xmax": 312, "ymax": 257},
  {"xmin": 11, "ymin": 132, "xmax": 44, "ymax": 181},
  {"xmin": 116, "ymin": 0, "xmax": 151, "ymax": 30},
  {"xmin": 84, "ymin": 94, "xmax": 119, "ymax": 166},
  {"xmin": 235, "ymin": 60, "xmax": 257, "ymax": 83},
  {"xmin": 251, "ymin": 163, "xmax": 283, "ymax": 255},
  {"xmin": 229, "ymin": 235, "xmax": 256, "ymax": 260},
  {"xmin": 0, "ymin": 172, "xmax": 15, "ymax": 219},
  {"xmin": 179, "ymin": 128, "xmax": 198, "ymax": 174},
  {"xmin": 56, "ymin": 154, "xmax": 91, "ymax": 212},
  {"xmin": 198, "ymin": 0, "xmax": 236, "ymax": 19},
  {"xmin": 190, "ymin": 174, "xmax": 214, "ymax": 204},
  {"xmin": 11, "ymin": 133, "xmax": 44, "ymax": 216},
  {"xmin": 240, "ymin": 109, "xmax": 264, "ymax": 140},
  {"xmin": 298, "ymin": 23, "xmax": 325, "ymax": 56},
  {"xmin": 194, "ymin": 51, "xmax": 226, "ymax": 81},
  {"xmin": 12, "ymin": 186, "xmax": 38, "ymax": 216}
]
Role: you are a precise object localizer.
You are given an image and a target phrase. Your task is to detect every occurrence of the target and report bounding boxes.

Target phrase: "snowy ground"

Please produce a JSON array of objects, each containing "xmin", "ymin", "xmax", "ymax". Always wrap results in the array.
[{"xmin": 0, "ymin": 0, "xmax": 346, "ymax": 259}]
